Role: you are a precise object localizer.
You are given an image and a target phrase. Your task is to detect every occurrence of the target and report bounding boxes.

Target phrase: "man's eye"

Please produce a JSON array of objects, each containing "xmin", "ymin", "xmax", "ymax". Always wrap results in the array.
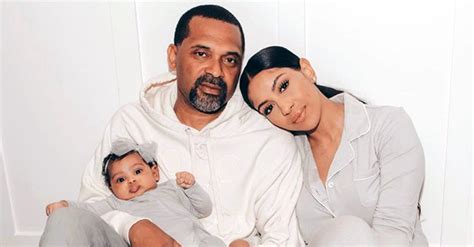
[
  {"xmin": 194, "ymin": 51, "xmax": 207, "ymax": 57},
  {"xmin": 225, "ymin": 56, "xmax": 237, "ymax": 65},
  {"xmin": 263, "ymin": 104, "xmax": 273, "ymax": 116},
  {"xmin": 135, "ymin": 169, "xmax": 142, "ymax": 175},
  {"xmin": 279, "ymin": 80, "xmax": 289, "ymax": 93},
  {"xmin": 116, "ymin": 177, "xmax": 125, "ymax": 183}
]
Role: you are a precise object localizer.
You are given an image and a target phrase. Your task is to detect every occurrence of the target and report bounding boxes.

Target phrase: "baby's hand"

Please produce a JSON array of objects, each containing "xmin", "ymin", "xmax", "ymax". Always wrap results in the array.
[
  {"xmin": 46, "ymin": 200, "xmax": 69, "ymax": 216},
  {"xmin": 176, "ymin": 171, "xmax": 195, "ymax": 189}
]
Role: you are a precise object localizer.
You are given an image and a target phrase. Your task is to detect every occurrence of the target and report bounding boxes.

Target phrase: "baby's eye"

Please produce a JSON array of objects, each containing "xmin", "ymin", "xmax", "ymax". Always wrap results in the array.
[
  {"xmin": 116, "ymin": 177, "xmax": 125, "ymax": 183},
  {"xmin": 135, "ymin": 169, "xmax": 142, "ymax": 175},
  {"xmin": 263, "ymin": 104, "xmax": 273, "ymax": 116},
  {"xmin": 279, "ymin": 80, "xmax": 289, "ymax": 93}
]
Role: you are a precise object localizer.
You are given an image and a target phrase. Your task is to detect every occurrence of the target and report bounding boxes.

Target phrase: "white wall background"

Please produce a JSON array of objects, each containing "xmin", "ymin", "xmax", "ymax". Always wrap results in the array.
[{"xmin": 1, "ymin": 0, "xmax": 471, "ymax": 246}]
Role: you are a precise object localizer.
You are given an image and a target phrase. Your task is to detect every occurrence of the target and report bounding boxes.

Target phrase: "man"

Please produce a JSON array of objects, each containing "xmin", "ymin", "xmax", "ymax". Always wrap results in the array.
[{"xmin": 41, "ymin": 5, "xmax": 303, "ymax": 246}]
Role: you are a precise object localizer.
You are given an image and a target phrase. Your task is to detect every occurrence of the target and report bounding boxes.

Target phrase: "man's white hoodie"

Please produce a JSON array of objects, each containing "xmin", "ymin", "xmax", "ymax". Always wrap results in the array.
[{"xmin": 78, "ymin": 73, "xmax": 304, "ymax": 246}]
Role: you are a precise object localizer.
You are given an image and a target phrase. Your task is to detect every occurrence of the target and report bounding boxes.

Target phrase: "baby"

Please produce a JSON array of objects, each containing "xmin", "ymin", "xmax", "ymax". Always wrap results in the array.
[{"xmin": 46, "ymin": 138, "xmax": 248, "ymax": 247}]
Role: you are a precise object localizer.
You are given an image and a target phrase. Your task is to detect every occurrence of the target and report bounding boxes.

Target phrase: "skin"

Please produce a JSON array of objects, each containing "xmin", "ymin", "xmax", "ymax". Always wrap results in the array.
[
  {"xmin": 108, "ymin": 152, "xmax": 160, "ymax": 200},
  {"xmin": 247, "ymin": 59, "xmax": 345, "ymax": 184},
  {"xmin": 167, "ymin": 16, "xmax": 243, "ymax": 130}
]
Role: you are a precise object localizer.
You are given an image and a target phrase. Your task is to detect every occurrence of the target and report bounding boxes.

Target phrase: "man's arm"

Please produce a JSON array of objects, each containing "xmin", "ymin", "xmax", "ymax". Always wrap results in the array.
[
  {"xmin": 129, "ymin": 220, "xmax": 181, "ymax": 247},
  {"xmin": 253, "ymin": 134, "xmax": 304, "ymax": 246}
]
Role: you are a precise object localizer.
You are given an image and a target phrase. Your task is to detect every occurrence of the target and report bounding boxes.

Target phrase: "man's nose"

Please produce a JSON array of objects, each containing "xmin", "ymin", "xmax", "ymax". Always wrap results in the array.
[{"xmin": 205, "ymin": 58, "xmax": 224, "ymax": 78}]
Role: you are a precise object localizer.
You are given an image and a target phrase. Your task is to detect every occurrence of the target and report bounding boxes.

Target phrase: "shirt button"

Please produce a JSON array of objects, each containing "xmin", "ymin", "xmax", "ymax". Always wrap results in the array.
[{"xmin": 327, "ymin": 181, "xmax": 335, "ymax": 188}]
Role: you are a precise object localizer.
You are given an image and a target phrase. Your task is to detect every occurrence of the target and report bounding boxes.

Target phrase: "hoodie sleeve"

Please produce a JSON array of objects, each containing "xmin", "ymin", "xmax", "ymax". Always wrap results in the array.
[
  {"xmin": 253, "ymin": 134, "xmax": 304, "ymax": 246},
  {"xmin": 78, "ymin": 105, "xmax": 148, "ymax": 244}
]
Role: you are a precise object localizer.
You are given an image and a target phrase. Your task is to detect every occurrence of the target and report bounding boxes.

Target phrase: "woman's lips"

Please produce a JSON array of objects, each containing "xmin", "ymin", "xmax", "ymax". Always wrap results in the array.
[{"xmin": 292, "ymin": 106, "xmax": 306, "ymax": 124}]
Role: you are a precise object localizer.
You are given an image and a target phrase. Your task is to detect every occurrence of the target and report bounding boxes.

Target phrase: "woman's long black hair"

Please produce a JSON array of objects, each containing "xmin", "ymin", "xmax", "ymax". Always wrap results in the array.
[{"xmin": 239, "ymin": 46, "xmax": 343, "ymax": 110}]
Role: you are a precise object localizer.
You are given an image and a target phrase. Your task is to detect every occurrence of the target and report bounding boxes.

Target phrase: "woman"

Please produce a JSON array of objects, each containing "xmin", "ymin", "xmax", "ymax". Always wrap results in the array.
[{"xmin": 239, "ymin": 46, "xmax": 427, "ymax": 246}]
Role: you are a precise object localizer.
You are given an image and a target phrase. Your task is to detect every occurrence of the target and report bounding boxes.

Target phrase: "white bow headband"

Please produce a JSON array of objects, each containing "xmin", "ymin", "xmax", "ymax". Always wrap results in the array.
[{"xmin": 103, "ymin": 138, "xmax": 157, "ymax": 173}]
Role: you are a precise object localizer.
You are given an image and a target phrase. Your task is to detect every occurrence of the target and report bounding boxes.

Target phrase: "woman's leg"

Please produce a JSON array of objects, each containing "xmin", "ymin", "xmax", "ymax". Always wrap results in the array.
[
  {"xmin": 309, "ymin": 215, "xmax": 376, "ymax": 246},
  {"xmin": 40, "ymin": 207, "xmax": 128, "ymax": 247}
]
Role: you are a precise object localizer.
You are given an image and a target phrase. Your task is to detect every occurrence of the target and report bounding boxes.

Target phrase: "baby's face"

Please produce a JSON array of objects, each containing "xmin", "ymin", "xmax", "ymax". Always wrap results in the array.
[{"xmin": 108, "ymin": 152, "xmax": 159, "ymax": 200}]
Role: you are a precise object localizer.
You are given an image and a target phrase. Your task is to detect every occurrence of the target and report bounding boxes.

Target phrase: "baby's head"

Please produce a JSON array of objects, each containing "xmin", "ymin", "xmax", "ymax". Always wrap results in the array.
[{"xmin": 102, "ymin": 139, "xmax": 159, "ymax": 200}]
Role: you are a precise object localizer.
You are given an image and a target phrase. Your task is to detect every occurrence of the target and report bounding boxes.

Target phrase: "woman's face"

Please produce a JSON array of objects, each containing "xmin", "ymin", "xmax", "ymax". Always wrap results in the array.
[{"xmin": 247, "ymin": 59, "xmax": 323, "ymax": 132}]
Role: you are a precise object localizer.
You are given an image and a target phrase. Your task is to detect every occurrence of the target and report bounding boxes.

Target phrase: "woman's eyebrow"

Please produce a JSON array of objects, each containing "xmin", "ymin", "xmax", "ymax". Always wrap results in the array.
[
  {"xmin": 272, "ymin": 73, "xmax": 285, "ymax": 91},
  {"xmin": 257, "ymin": 100, "xmax": 268, "ymax": 113}
]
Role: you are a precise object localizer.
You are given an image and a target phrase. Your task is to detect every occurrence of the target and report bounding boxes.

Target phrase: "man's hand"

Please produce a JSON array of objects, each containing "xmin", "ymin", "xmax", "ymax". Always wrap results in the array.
[
  {"xmin": 129, "ymin": 220, "xmax": 181, "ymax": 247},
  {"xmin": 45, "ymin": 200, "xmax": 68, "ymax": 216},
  {"xmin": 175, "ymin": 171, "xmax": 195, "ymax": 189}
]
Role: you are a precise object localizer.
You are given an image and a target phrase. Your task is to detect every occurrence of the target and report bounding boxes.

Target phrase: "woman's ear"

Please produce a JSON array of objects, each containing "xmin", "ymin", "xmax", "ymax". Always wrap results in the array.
[
  {"xmin": 300, "ymin": 58, "xmax": 317, "ymax": 82},
  {"xmin": 167, "ymin": 44, "xmax": 178, "ymax": 72}
]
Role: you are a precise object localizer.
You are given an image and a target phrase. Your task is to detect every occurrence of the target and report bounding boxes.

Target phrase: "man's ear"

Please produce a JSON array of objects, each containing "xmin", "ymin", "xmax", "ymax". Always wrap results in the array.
[
  {"xmin": 167, "ymin": 44, "xmax": 178, "ymax": 72},
  {"xmin": 300, "ymin": 58, "xmax": 317, "ymax": 82}
]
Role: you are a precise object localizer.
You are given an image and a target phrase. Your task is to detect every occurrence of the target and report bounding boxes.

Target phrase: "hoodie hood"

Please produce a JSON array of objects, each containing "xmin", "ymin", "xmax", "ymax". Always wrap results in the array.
[{"xmin": 139, "ymin": 72, "xmax": 258, "ymax": 137}]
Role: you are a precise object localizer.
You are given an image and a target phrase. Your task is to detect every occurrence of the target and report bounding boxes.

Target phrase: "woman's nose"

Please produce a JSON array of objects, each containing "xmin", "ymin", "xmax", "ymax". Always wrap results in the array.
[{"xmin": 280, "ymin": 101, "xmax": 294, "ymax": 116}]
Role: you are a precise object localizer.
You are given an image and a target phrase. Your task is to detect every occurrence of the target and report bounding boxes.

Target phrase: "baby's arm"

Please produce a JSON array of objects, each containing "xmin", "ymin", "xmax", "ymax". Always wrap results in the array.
[
  {"xmin": 45, "ymin": 197, "xmax": 116, "ymax": 217},
  {"xmin": 45, "ymin": 200, "xmax": 69, "ymax": 216},
  {"xmin": 176, "ymin": 172, "xmax": 212, "ymax": 218}
]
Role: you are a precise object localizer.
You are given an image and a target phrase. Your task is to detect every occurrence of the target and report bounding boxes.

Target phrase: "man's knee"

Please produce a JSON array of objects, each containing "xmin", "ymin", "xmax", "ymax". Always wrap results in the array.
[
  {"xmin": 40, "ymin": 207, "xmax": 124, "ymax": 246},
  {"xmin": 43, "ymin": 207, "xmax": 102, "ymax": 233}
]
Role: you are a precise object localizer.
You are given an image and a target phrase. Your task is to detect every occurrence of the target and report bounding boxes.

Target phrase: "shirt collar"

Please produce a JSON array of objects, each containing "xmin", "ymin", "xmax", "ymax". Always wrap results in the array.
[{"xmin": 330, "ymin": 93, "xmax": 371, "ymax": 142}]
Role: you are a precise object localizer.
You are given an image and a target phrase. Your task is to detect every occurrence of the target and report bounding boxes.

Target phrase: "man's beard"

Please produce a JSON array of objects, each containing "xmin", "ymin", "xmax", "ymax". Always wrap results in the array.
[{"xmin": 189, "ymin": 73, "xmax": 228, "ymax": 113}]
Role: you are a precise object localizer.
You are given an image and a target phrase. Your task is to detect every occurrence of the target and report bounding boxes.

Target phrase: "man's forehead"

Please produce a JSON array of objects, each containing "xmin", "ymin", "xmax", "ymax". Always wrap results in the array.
[{"xmin": 184, "ymin": 16, "xmax": 242, "ymax": 54}]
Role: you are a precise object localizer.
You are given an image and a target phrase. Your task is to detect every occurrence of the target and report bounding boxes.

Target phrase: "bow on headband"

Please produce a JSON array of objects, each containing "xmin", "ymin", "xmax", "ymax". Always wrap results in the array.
[{"xmin": 103, "ymin": 138, "xmax": 157, "ymax": 173}]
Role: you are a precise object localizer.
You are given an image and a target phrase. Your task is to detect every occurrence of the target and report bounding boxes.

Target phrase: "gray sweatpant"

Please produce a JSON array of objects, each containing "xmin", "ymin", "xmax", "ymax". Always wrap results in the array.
[
  {"xmin": 40, "ymin": 207, "xmax": 225, "ymax": 247},
  {"xmin": 40, "ymin": 207, "xmax": 128, "ymax": 247}
]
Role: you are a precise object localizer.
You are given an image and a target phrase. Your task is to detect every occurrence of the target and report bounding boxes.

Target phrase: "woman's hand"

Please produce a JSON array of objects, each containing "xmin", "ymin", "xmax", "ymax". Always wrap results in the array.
[
  {"xmin": 129, "ymin": 219, "xmax": 181, "ymax": 247},
  {"xmin": 45, "ymin": 200, "xmax": 69, "ymax": 216},
  {"xmin": 175, "ymin": 171, "xmax": 195, "ymax": 189}
]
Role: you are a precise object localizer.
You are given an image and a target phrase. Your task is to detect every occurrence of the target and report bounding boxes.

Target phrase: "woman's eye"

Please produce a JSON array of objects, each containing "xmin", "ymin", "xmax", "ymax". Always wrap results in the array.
[
  {"xmin": 135, "ymin": 169, "xmax": 142, "ymax": 175},
  {"xmin": 279, "ymin": 80, "xmax": 289, "ymax": 93},
  {"xmin": 117, "ymin": 177, "xmax": 125, "ymax": 183},
  {"xmin": 263, "ymin": 104, "xmax": 273, "ymax": 116}
]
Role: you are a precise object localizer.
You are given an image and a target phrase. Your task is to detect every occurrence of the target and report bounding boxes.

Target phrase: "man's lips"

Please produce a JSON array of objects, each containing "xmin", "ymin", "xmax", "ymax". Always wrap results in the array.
[
  {"xmin": 291, "ymin": 106, "xmax": 306, "ymax": 124},
  {"xmin": 199, "ymin": 82, "xmax": 222, "ymax": 95}
]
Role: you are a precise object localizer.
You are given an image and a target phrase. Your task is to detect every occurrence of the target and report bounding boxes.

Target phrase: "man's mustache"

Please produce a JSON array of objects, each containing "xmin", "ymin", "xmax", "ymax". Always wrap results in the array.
[{"xmin": 195, "ymin": 73, "xmax": 227, "ymax": 89}]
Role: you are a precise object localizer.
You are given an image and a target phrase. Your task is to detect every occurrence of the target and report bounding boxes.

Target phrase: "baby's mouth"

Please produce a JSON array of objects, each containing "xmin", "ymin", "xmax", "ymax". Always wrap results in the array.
[{"xmin": 129, "ymin": 185, "xmax": 141, "ymax": 194}]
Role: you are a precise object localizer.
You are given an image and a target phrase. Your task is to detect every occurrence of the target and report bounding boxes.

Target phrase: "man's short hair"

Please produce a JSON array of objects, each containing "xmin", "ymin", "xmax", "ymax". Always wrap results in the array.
[{"xmin": 174, "ymin": 4, "xmax": 245, "ymax": 53}]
